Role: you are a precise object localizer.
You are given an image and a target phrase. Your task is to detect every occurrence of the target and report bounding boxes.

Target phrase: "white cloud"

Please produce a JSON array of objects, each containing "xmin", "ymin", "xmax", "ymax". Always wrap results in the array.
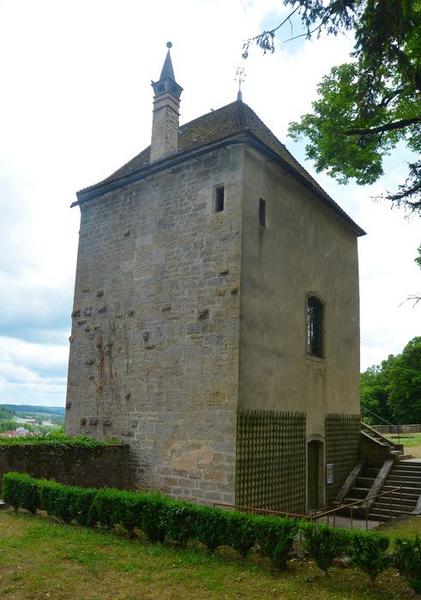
[
  {"xmin": 0, "ymin": 0, "xmax": 419, "ymax": 406},
  {"xmin": 0, "ymin": 337, "xmax": 68, "ymax": 406}
]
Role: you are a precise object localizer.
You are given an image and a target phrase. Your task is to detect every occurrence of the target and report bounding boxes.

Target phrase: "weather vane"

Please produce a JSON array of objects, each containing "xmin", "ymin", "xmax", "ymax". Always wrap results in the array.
[{"xmin": 235, "ymin": 66, "xmax": 246, "ymax": 102}]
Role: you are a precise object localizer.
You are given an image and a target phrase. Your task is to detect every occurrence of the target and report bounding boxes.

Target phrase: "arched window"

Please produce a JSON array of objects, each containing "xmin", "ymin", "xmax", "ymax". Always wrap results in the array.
[{"xmin": 307, "ymin": 296, "xmax": 324, "ymax": 358}]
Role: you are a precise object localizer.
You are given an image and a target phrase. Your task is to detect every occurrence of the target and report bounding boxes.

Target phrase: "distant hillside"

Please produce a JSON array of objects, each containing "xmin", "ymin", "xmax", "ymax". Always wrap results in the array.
[{"xmin": 0, "ymin": 405, "xmax": 65, "ymax": 417}]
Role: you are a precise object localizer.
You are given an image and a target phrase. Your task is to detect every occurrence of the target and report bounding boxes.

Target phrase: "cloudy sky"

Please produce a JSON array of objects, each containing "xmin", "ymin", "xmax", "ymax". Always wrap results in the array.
[{"xmin": 1, "ymin": 0, "xmax": 419, "ymax": 407}]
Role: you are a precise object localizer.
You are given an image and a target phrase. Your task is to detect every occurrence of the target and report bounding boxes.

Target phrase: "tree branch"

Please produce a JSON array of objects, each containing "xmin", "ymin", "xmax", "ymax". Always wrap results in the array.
[{"xmin": 344, "ymin": 116, "xmax": 421, "ymax": 135}]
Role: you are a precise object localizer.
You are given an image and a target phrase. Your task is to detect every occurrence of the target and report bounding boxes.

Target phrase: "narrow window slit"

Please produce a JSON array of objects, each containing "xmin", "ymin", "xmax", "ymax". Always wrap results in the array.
[
  {"xmin": 259, "ymin": 198, "xmax": 266, "ymax": 228},
  {"xmin": 215, "ymin": 186, "xmax": 224, "ymax": 212}
]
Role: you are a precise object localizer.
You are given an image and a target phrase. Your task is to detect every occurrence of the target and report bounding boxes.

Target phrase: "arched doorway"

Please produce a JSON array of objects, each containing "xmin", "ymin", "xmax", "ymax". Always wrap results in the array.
[{"xmin": 307, "ymin": 440, "xmax": 324, "ymax": 510}]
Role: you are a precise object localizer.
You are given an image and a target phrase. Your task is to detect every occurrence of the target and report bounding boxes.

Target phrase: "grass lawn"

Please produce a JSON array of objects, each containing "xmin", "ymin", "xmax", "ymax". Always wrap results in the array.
[
  {"xmin": 386, "ymin": 432, "xmax": 421, "ymax": 458},
  {"xmin": 378, "ymin": 515, "xmax": 421, "ymax": 539},
  {"xmin": 0, "ymin": 509, "xmax": 417, "ymax": 599}
]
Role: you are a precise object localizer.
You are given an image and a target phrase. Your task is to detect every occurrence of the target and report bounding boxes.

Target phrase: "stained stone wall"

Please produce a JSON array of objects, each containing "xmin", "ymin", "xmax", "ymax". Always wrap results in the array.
[
  {"xmin": 325, "ymin": 413, "xmax": 361, "ymax": 503},
  {"xmin": 65, "ymin": 145, "xmax": 244, "ymax": 504},
  {"xmin": 0, "ymin": 444, "xmax": 134, "ymax": 492}
]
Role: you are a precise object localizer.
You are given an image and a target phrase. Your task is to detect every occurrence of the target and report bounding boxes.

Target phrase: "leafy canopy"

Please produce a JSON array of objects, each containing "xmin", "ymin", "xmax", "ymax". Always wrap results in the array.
[
  {"xmin": 360, "ymin": 337, "xmax": 421, "ymax": 424},
  {"xmin": 244, "ymin": 0, "xmax": 421, "ymax": 210}
]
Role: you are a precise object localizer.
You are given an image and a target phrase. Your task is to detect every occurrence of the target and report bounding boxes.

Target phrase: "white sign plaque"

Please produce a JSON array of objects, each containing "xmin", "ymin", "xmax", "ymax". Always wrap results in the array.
[{"xmin": 326, "ymin": 463, "xmax": 334, "ymax": 484}]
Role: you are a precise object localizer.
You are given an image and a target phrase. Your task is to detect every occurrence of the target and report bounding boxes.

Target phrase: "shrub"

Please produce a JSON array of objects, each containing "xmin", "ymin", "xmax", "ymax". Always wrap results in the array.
[
  {"xmin": 0, "ymin": 432, "xmax": 117, "ymax": 448},
  {"xmin": 193, "ymin": 505, "xmax": 230, "ymax": 551},
  {"xmin": 160, "ymin": 500, "xmax": 200, "ymax": 547},
  {"xmin": 3, "ymin": 472, "xmax": 40, "ymax": 514},
  {"xmin": 300, "ymin": 522, "xmax": 349, "ymax": 572},
  {"xmin": 226, "ymin": 511, "xmax": 257, "ymax": 558},
  {"xmin": 348, "ymin": 530, "xmax": 390, "ymax": 582},
  {"xmin": 255, "ymin": 515, "xmax": 298, "ymax": 569},
  {"xmin": 393, "ymin": 535, "xmax": 421, "ymax": 594},
  {"xmin": 137, "ymin": 493, "xmax": 169, "ymax": 543}
]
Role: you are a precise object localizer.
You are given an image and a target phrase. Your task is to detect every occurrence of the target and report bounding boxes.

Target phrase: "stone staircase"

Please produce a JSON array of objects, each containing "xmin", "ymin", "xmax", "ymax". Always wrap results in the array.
[
  {"xmin": 334, "ymin": 423, "xmax": 420, "ymax": 522},
  {"xmin": 360, "ymin": 422, "xmax": 408, "ymax": 459},
  {"xmin": 342, "ymin": 464, "xmax": 381, "ymax": 514},
  {"xmin": 369, "ymin": 460, "xmax": 421, "ymax": 522}
]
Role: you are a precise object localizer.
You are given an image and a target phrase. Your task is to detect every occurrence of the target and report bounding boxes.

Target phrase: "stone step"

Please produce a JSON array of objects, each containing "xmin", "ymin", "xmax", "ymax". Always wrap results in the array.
[
  {"xmin": 384, "ymin": 485, "xmax": 421, "ymax": 496},
  {"xmin": 344, "ymin": 497, "xmax": 368, "ymax": 505},
  {"xmin": 382, "ymin": 490, "xmax": 420, "ymax": 502},
  {"xmin": 356, "ymin": 477, "xmax": 376, "ymax": 486},
  {"xmin": 368, "ymin": 512, "xmax": 393, "ymax": 522},
  {"xmin": 387, "ymin": 474, "xmax": 421, "ymax": 484},
  {"xmin": 387, "ymin": 480, "xmax": 421, "ymax": 490},
  {"xmin": 392, "ymin": 468, "xmax": 421, "ymax": 476},
  {"xmin": 370, "ymin": 505, "xmax": 412, "ymax": 518},
  {"xmin": 393, "ymin": 464, "xmax": 421, "ymax": 471},
  {"xmin": 361, "ymin": 467, "xmax": 381, "ymax": 478},
  {"xmin": 348, "ymin": 487, "xmax": 371, "ymax": 499},
  {"xmin": 373, "ymin": 498, "xmax": 416, "ymax": 510}
]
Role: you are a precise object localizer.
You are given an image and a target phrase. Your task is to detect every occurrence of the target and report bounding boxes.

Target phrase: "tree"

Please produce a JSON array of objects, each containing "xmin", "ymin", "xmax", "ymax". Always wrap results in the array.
[
  {"xmin": 388, "ymin": 337, "xmax": 421, "ymax": 423},
  {"xmin": 360, "ymin": 337, "xmax": 421, "ymax": 424},
  {"xmin": 243, "ymin": 0, "xmax": 421, "ymax": 211},
  {"xmin": 360, "ymin": 362, "xmax": 394, "ymax": 422}
]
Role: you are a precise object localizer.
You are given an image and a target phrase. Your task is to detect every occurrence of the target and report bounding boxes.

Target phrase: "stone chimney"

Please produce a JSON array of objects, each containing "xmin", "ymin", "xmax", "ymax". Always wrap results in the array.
[{"xmin": 150, "ymin": 42, "xmax": 183, "ymax": 162}]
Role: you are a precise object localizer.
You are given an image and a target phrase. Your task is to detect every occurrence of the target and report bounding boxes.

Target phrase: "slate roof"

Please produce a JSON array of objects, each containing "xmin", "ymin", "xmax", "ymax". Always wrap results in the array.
[{"xmin": 76, "ymin": 101, "xmax": 365, "ymax": 236}]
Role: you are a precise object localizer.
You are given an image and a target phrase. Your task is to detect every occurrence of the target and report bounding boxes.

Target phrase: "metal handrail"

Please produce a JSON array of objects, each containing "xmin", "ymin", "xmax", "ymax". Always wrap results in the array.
[
  {"xmin": 313, "ymin": 485, "xmax": 403, "ymax": 530},
  {"xmin": 214, "ymin": 485, "xmax": 405, "ymax": 531},
  {"xmin": 361, "ymin": 406, "xmax": 401, "ymax": 444},
  {"xmin": 212, "ymin": 502, "xmax": 311, "ymax": 520}
]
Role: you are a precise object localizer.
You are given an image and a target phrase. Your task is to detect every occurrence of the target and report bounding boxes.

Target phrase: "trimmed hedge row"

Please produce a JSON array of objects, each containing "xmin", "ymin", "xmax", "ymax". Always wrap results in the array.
[
  {"xmin": 0, "ymin": 431, "xmax": 118, "ymax": 448},
  {"xmin": 3, "ymin": 473, "xmax": 420, "ymax": 590}
]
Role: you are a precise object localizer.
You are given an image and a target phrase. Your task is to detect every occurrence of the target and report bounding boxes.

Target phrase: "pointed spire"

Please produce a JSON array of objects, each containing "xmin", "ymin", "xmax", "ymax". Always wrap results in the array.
[
  {"xmin": 151, "ymin": 41, "xmax": 182, "ymax": 99},
  {"xmin": 159, "ymin": 43, "xmax": 175, "ymax": 80},
  {"xmin": 235, "ymin": 67, "xmax": 246, "ymax": 102},
  {"xmin": 150, "ymin": 42, "xmax": 183, "ymax": 162}
]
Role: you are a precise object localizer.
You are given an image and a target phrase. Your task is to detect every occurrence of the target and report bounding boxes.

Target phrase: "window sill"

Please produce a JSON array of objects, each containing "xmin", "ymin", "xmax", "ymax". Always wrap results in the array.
[{"xmin": 305, "ymin": 353, "xmax": 326, "ymax": 364}]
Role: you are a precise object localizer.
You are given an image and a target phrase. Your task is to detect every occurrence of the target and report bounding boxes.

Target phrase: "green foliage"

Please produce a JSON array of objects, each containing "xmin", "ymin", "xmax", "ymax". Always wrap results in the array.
[
  {"xmin": 0, "ymin": 419, "xmax": 20, "ymax": 433},
  {"xmin": 3, "ymin": 472, "xmax": 40, "ymax": 514},
  {"xmin": 0, "ymin": 407, "xmax": 16, "ymax": 420},
  {"xmin": 5, "ymin": 471, "xmax": 417, "ymax": 587},
  {"xmin": 393, "ymin": 535, "xmax": 421, "ymax": 593},
  {"xmin": 255, "ymin": 515, "xmax": 298, "ymax": 569},
  {"xmin": 387, "ymin": 337, "xmax": 421, "ymax": 423},
  {"xmin": 226, "ymin": 512, "xmax": 257, "ymax": 558},
  {"xmin": 0, "ymin": 430, "xmax": 117, "ymax": 448},
  {"xmin": 349, "ymin": 530, "xmax": 390, "ymax": 582},
  {"xmin": 192, "ymin": 504, "xmax": 230, "ymax": 551},
  {"xmin": 160, "ymin": 501, "xmax": 201, "ymax": 547},
  {"xmin": 360, "ymin": 358, "xmax": 396, "ymax": 423},
  {"xmin": 247, "ymin": 0, "xmax": 421, "ymax": 209},
  {"xmin": 40, "ymin": 480, "xmax": 98, "ymax": 526},
  {"xmin": 360, "ymin": 337, "xmax": 421, "ymax": 424},
  {"xmin": 301, "ymin": 522, "xmax": 350, "ymax": 572}
]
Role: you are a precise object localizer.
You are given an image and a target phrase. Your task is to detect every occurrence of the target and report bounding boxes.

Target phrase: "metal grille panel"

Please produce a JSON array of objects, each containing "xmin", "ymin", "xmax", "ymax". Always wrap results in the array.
[
  {"xmin": 325, "ymin": 413, "xmax": 360, "ymax": 503},
  {"xmin": 236, "ymin": 410, "xmax": 306, "ymax": 513}
]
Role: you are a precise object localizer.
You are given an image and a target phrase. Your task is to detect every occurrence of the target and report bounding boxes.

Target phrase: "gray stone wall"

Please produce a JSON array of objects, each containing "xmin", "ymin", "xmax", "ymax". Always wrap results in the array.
[
  {"xmin": 66, "ymin": 146, "xmax": 244, "ymax": 504},
  {"xmin": 0, "ymin": 444, "xmax": 134, "ymax": 492}
]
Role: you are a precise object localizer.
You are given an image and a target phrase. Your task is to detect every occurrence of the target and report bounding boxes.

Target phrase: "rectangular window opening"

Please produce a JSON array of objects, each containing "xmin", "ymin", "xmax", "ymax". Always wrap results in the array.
[
  {"xmin": 259, "ymin": 198, "xmax": 266, "ymax": 228},
  {"xmin": 215, "ymin": 186, "xmax": 225, "ymax": 212}
]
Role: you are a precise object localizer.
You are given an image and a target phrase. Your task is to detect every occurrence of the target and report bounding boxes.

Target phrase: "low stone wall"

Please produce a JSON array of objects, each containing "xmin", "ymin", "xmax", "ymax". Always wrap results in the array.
[
  {"xmin": 373, "ymin": 424, "xmax": 421, "ymax": 434},
  {"xmin": 0, "ymin": 444, "xmax": 135, "ymax": 492}
]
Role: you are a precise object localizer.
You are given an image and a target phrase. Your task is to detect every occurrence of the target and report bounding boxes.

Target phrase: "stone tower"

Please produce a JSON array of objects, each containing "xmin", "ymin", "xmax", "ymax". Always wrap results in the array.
[{"xmin": 65, "ymin": 45, "xmax": 365, "ymax": 512}]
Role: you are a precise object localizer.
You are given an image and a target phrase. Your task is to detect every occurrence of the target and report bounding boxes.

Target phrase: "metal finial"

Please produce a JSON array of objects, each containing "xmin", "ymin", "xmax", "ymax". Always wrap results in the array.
[
  {"xmin": 166, "ymin": 41, "xmax": 173, "ymax": 49},
  {"xmin": 235, "ymin": 67, "xmax": 246, "ymax": 102}
]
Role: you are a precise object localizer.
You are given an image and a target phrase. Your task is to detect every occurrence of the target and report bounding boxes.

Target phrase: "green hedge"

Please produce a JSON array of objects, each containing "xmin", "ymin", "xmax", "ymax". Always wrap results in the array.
[
  {"xmin": 2, "ymin": 472, "xmax": 414, "ymax": 585},
  {"xmin": 0, "ymin": 431, "xmax": 117, "ymax": 448}
]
